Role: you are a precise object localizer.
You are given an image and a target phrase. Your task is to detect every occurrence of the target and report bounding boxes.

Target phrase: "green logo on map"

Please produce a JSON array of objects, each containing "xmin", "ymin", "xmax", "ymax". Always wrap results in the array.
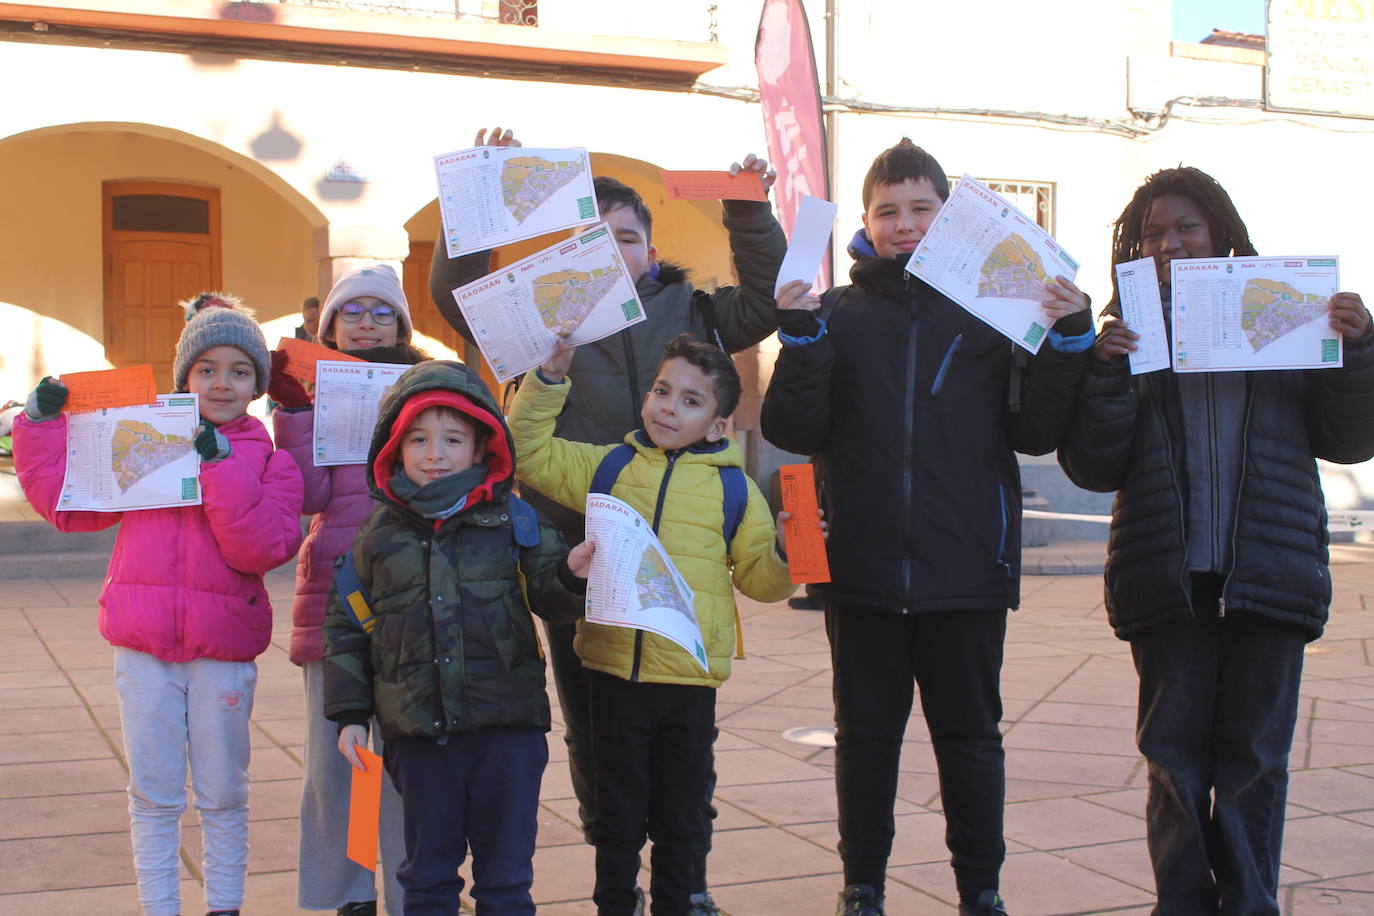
[
  {"xmin": 578, "ymin": 196, "xmax": 595, "ymax": 219},
  {"xmin": 168, "ymin": 398, "xmax": 194, "ymax": 406},
  {"xmin": 1023, "ymin": 323, "xmax": 1046, "ymax": 347},
  {"xmin": 621, "ymin": 300, "xmax": 641, "ymax": 320},
  {"xmin": 1323, "ymin": 339, "xmax": 1339, "ymax": 363},
  {"xmin": 181, "ymin": 478, "xmax": 198, "ymax": 500},
  {"xmin": 581, "ymin": 226, "xmax": 608, "ymax": 243}
]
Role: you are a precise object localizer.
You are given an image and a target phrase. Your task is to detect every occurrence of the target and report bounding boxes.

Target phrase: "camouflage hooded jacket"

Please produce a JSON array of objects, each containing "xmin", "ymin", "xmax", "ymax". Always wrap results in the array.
[{"xmin": 323, "ymin": 360, "xmax": 584, "ymax": 739}]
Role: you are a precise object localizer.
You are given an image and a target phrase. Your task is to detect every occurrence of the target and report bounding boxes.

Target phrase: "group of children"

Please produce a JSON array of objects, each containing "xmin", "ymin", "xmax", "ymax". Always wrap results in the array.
[{"xmin": 13, "ymin": 130, "xmax": 1373, "ymax": 916}]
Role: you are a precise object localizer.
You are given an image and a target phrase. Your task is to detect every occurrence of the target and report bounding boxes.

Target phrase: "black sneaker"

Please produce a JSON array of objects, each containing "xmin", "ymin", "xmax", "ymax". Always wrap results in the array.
[
  {"xmin": 337, "ymin": 903, "xmax": 377, "ymax": 916},
  {"xmin": 958, "ymin": 889, "xmax": 1009, "ymax": 916},
  {"xmin": 836, "ymin": 884, "xmax": 885, "ymax": 916},
  {"xmin": 688, "ymin": 890, "xmax": 722, "ymax": 916}
]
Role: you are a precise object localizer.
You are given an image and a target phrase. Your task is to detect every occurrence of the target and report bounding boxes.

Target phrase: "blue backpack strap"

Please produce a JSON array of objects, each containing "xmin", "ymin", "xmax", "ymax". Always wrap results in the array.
[
  {"xmin": 332, "ymin": 552, "xmax": 377, "ymax": 635},
  {"xmin": 590, "ymin": 443, "xmax": 637, "ymax": 495},
  {"xmin": 718, "ymin": 466, "xmax": 748, "ymax": 551},
  {"xmin": 506, "ymin": 495, "xmax": 541, "ymax": 549}
]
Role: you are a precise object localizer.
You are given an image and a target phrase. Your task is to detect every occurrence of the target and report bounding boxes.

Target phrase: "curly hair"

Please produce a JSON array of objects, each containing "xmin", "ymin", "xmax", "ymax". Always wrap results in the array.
[{"xmin": 1108, "ymin": 166, "xmax": 1257, "ymax": 311}]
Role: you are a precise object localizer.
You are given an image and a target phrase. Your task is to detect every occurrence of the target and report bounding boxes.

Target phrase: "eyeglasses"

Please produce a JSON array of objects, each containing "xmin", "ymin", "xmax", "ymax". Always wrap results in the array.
[{"xmin": 337, "ymin": 301, "xmax": 399, "ymax": 325}]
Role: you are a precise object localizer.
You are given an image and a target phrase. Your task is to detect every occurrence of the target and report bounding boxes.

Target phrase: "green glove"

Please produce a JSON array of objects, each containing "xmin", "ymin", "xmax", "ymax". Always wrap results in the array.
[
  {"xmin": 194, "ymin": 423, "xmax": 232, "ymax": 462},
  {"xmin": 24, "ymin": 377, "xmax": 68, "ymax": 422}
]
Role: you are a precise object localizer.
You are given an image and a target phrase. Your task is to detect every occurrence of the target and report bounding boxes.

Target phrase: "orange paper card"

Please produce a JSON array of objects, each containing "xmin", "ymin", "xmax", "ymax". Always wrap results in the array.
[
  {"xmin": 277, "ymin": 336, "xmax": 363, "ymax": 385},
  {"xmin": 779, "ymin": 463, "xmax": 830, "ymax": 584},
  {"xmin": 60, "ymin": 365, "xmax": 158, "ymax": 413},
  {"xmin": 660, "ymin": 170, "xmax": 768, "ymax": 202},
  {"xmin": 346, "ymin": 746, "xmax": 383, "ymax": 871}
]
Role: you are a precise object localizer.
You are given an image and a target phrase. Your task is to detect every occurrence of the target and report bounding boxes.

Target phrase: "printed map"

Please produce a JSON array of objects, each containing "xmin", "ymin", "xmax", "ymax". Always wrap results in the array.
[
  {"xmin": 502, "ymin": 156, "xmax": 587, "ymax": 224},
  {"xmin": 979, "ymin": 234, "xmax": 1054, "ymax": 302},
  {"xmin": 112, "ymin": 421, "xmax": 193, "ymax": 493},
  {"xmin": 1241, "ymin": 279, "xmax": 1328, "ymax": 353},
  {"xmin": 636, "ymin": 549, "xmax": 695, "ymax": 624},
  {"xmin": 533, "ymin": 266, "xmax": 624, "ymax": 335}
]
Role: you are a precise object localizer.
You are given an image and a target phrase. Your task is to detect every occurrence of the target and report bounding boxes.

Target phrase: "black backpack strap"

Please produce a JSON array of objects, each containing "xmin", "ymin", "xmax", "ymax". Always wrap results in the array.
[{"xmin": 590, "ymin": 443, "xmax": 638, "ymax": 495}]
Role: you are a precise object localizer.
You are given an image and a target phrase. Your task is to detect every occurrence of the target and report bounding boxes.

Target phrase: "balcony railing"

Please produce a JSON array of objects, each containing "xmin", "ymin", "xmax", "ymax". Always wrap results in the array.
[{"xmin": 275, "ymin": 0, "xmax": 535, "ymax": 26}]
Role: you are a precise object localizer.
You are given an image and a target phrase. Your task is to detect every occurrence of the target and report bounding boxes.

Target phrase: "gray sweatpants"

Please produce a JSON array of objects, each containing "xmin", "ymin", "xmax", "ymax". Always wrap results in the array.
[
  {"xmin": 114, "ymin": 647, "xmax": 256, "ymax": 916},
  {"xmin": 298, "ymin": 660, "xmax": 405, "ymax": 913}
]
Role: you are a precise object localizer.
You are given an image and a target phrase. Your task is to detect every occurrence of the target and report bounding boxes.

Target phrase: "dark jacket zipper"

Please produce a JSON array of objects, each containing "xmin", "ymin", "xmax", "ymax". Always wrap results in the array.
[
  {"xmin": 629, "ymin": 449, "xmax": 681, "ymax": 681},
  {"xmin": 1220, "ymin": 376, "xmax": 1256, "ymax": 618},
  {"xmin": 421, "ymin": 534, "xmax": 452, "ymax": 741},
  {"xmin": 901, "ymin": 275, "xmax": 918, "ymax": 614},
  {"xmin": 1155, "ymin": 382, "xmax": 1193, "ymax": 616},
  {"xmin": 1206, "ymin": 374, "xmax": 1221, "ymax": 569}
]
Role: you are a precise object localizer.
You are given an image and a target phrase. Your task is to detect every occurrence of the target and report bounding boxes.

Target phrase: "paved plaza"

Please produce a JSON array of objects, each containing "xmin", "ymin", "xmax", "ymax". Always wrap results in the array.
[{"xmin": 3, "ymin": 546, "xmax": 1374, "ymax": 915}]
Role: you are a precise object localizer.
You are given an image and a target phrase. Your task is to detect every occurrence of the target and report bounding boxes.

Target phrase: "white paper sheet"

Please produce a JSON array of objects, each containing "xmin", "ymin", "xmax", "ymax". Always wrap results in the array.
[
  {"xmin": 1114, "ymin": 256, "xmax": 1171, "ymax": 375},
  {"xmin": 1171, "ymin": 256, "xmax": 1340, "ymax": 372},
  {"xmin": 451, "ymin": 223, "xmax": 646, "ymax": 384},
  {"xmin": 312, "ymin": 361, "xmax": 410, "ymax": 466},
  {"xmin": 583, "ymin": 493, "xmax": 708, "ymax": 674},
  {"xmin": 58, "ymin": 395, "xmax": 201, "ymax": 512},
  {"xmin": 774, "ymin": 194, "xmax": 838, "ymax": 294},
  {"xmin": 434, "ymin": 146, "xmax": 598, "ymax": 258},
  {"xmin": 905, "ymin": 174, "xmax": 1080, "ymax": 353}
]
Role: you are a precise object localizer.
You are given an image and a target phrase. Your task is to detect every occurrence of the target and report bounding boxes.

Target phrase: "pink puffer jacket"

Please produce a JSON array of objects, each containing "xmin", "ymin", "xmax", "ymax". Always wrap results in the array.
[
  {"xmin": 272, "ymin": 407, "xmax": 373, "ymax": 665},
  {"xmin": 15, "ymin": 412, "xmax": 304, "ymax": 663}
]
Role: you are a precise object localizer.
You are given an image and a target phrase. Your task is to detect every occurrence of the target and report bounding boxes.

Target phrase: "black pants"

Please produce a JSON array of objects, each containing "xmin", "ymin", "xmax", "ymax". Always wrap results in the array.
[
  {"xmin": 1131, "ymin": 574, "xmax": 1307, "ymax": 916},
  {"xmin": 530, "ymin": 486, "xmax": 716, "ymax": 891},
  {"xmin": 384, "ymin": 729, "xmax": 547, "ymax": 916},
  {"xmin": 588, "ymin": 671, "xmax": 716, "ymax": 916},
  {"xmin": 827, "ymin": 603, "xmax": 1007, "ymax": 905}
]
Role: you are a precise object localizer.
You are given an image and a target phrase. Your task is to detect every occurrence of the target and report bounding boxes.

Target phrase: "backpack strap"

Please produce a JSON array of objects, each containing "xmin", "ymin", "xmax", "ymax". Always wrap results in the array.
[
  {"xmin": 332, "ymin": 552, "xmax": 377, "ymax": 635},
  {"xmin": 591, "ymin": 443, "xmax": 638, "ymax": 495},
  {"xmin": 506, "ymin": 494, "xmax": 545, "ymax": 659},
  {"xmin": 718, "ymin": 466, "xmax": 748, "ymax": 549}
]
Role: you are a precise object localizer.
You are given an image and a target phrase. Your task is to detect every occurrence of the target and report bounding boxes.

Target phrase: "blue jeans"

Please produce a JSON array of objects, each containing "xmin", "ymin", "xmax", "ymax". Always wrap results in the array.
[{"xmin": 1131, "ymin": 574, "xmax": 1307, "ymax": 916}]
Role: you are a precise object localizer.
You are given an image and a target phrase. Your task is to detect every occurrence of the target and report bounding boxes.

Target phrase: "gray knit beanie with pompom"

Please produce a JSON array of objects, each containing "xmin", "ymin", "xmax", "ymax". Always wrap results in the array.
[{"xmin": 172, "ymin": 292, "xmax": 272, "ymax": 398}]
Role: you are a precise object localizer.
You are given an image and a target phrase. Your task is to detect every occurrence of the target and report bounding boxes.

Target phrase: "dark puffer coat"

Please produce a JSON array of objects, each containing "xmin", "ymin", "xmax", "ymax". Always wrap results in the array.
[
  {"xmin": 322, "ymin": 360, "xmax": 584, "ymax": 739},
  {"xmin": 1057, "ymin": 336, "xmax": 1374, "ymax": 640}
]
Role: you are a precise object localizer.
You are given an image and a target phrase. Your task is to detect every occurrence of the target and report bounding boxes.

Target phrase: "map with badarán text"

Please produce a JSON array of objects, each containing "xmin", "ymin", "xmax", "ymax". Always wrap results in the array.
[
  {"xmin": 1241, "ymin": 278, "xmax": 1329, "ymax": 353},
  {"xmin": 979, "ymin": 234, "xmax": 1054, "ymax": 302},
  {"xmin": 636, "ymin": 549, "xmax": 695, "ymax": 624},
  {"xmin": 502, "ymin": 156, "xmax": 587, "ymax": 224},
  {"xmin": 534, "ymin": 266, "xmax": 625, "ymax": 336},
  {"xmin": 112, "ymin": 421, "xmax": 194, "ymax": 493}
]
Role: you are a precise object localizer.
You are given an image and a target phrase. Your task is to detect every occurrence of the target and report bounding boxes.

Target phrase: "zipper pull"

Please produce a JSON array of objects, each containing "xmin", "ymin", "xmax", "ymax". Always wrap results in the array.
[{"xmin": 1218, "ymin": 597, "xmax": 1226, "ymax": 618}]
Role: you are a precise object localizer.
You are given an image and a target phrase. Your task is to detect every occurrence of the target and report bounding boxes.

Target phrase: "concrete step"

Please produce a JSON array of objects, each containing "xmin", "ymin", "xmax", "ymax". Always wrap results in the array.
[
  {"xmin": 0, "ymin": 519, "xmax": 119, "ymax": 555},
  {"xmin": 0, "ymin": 549, "xmax": 111, "ymax": 579}
]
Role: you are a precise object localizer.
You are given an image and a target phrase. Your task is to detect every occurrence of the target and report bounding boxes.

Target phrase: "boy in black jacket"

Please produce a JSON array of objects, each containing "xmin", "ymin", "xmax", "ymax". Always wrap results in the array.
[{"xmin": 760, "ymin": 139, "xmax": 1093, "ymax": 916}]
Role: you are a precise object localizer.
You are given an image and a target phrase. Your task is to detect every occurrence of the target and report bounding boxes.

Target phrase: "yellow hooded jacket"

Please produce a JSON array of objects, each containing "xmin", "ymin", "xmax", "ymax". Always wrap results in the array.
[{"xmin": 509, "ymin": 371, "xmax": 796, "ymax": 687}]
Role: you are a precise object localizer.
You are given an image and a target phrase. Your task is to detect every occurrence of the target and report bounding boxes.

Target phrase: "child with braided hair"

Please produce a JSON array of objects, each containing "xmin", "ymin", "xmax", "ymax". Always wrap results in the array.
[{"xmin": 1059, "ymin": 166, "xmax": 1374, "ymax": 913}]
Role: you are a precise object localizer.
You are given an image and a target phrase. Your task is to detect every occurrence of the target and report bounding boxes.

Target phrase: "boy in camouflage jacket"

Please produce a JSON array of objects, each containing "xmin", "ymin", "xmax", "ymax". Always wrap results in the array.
[{"xmin": 323, "ymin": 360, "xmax": 593, "ymax": 916}]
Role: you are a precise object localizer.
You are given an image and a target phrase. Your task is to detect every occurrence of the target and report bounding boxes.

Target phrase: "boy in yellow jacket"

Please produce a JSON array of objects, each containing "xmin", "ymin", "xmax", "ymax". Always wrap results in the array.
[{"xmin": 509, "ymin": 333, "xmax": 796, "ymax": 915}]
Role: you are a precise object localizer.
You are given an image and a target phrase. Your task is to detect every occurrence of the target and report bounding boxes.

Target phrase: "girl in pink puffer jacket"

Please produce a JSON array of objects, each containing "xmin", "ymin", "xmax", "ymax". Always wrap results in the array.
[
  {"xmin": 15, "ymin": 295, "xmax": 303, "ymax": 916},
  {"xmin": 266, "ymin": 263, "xmax": 426, "ymax": 916}
]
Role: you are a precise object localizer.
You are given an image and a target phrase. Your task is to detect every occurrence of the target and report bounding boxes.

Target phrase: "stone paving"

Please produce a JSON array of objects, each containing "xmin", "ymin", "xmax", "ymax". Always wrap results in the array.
[{"xmin": 3, "ymin": 548, "xmax": 1373, "ymax": 915}]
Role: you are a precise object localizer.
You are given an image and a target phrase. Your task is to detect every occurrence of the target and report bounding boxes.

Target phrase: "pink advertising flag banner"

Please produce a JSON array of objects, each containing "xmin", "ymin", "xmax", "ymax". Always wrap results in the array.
[{"xmin": 756, "ymin": 0, "xmax": 832, "ymax": 290}]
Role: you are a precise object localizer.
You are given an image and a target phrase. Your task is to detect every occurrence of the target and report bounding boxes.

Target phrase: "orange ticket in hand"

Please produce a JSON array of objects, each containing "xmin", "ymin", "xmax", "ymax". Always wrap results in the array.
[
  {"xmin": 277, "ymin": 336, "xmax": 362, "ymax": 385},
  {"xmin": 346, "ymin": 745, "xmax": 383, "ymax": 872},
  {"xmin": 779, "ymin": 463, "xmax": 830, "ymax": 584},
  {"xmin": 661, "ymin": 170, "xmax": 768, "ymax": 202},
  {"xmin": 60, "ymin": 365, "xmax": 158, "ymax": 413}
]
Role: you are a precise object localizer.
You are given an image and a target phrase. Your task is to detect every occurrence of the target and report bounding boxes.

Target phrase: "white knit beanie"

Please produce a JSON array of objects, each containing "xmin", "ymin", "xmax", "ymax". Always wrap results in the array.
[
  {"xmin": 172, "ymin": 293, "xmax": 272, "ymax": 398},
  {"xmin": 318, "ymin": 264, "xmax": 412, "ymax": 344}
]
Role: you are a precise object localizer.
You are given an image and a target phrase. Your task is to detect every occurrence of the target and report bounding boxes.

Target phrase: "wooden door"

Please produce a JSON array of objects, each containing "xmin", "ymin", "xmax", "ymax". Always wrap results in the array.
[{"xmin": 104, "ymin": 182, "xmax": 221, "ymax": 391}]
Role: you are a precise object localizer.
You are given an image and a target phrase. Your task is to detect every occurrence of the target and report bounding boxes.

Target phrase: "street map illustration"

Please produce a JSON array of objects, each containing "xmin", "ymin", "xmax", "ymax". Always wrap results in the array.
[
  {"xmin": 534, "ymin": 265, "xmax": 626, "ymax": 336},
  {"xmin": 502, "ymin": 156, "xmax": 587, "ymax": 224},
  {"xmin": 979, "ymin": 234, "xmax": 1054, "ymax": 302},
  {"xmin": 112, "ymin": 420, "xmax": 194, "ymax": 494},
  {"xmin": 1241, "ymin": 278, "xmax": 1328, "ymax": 353},
  {"xmin": 636, "ymin": 549, "xmax": 696, "ymax": 625}
]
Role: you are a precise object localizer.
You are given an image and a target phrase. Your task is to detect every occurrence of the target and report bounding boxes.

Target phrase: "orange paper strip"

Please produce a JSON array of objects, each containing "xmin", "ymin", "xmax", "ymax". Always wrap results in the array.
[
  {"xmin": 346, "ymin": 745, "xmax": 383, "ymax": 872},
  {"xmin": 277, "ymin": 336, "xmax": 363, "ymax": 385},
  {"xmin": 779, "ymin": 463, "xmax": 830, "ymax": 584},
  {"xmin": 60, "ymin": 365, "xmax": 158, "ymax": 413},
  {"xmin": 660, "ymin": 170, "xmax": 768, "ymax": 202}
]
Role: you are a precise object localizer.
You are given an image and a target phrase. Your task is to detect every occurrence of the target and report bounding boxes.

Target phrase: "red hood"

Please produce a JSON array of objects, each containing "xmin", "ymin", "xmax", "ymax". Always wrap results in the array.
[{"xmin": 372, "ymin": 390, "xmax": 512, "ymax": 509}]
